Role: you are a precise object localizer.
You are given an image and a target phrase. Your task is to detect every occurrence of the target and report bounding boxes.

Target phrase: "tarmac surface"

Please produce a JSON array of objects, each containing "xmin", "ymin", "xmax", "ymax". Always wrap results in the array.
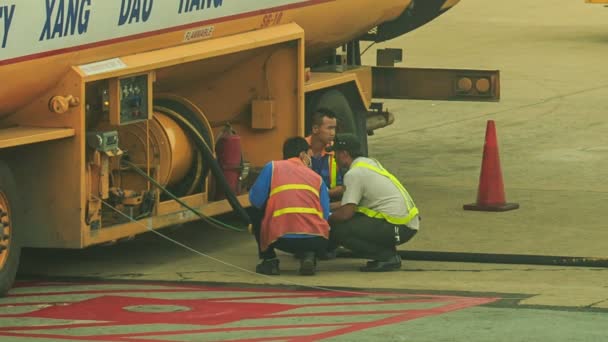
[{"xmin": 1, "ymin": 0, "xmax": 607, "ymax": 341}]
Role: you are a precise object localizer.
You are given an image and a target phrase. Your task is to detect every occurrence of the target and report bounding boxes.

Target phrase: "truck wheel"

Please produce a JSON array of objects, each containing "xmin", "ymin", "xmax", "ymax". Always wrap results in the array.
[
  {"xmin": 0, "ymin": 162, "xmax": 20, "ymax": 297},
  {"xmin": 307, "ymin": 88, "xmax": 368, "ymax": 155},
  {"xmin": 307, "ymin": 89, "xmax": 358, "ymax": 136}
]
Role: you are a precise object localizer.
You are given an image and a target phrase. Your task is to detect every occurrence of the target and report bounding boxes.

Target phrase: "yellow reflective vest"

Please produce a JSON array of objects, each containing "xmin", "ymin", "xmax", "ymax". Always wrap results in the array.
[
  {"xmin": 351, "ymin": 159, "xmax": 419, "ymax": 226},
  {"xmin": 306, "ymin": 136, "xmax": 338, "ymax": 189}
]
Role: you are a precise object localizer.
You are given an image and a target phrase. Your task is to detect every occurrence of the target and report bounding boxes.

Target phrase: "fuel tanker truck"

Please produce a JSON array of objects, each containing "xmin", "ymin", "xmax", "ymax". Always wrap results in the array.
[{"xmin": 0, "ymin": 0, "xmax": 499, "ymax": 295}]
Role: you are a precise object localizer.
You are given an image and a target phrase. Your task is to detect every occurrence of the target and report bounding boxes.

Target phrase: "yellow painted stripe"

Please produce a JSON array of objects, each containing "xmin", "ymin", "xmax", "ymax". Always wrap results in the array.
[
  {"xmin": 270, "ymin": 184, "xmax": 319, "ymax": 197},
  {"xmin": 272, "ymin": 207, "xmax": 323, "ymax": 218}
]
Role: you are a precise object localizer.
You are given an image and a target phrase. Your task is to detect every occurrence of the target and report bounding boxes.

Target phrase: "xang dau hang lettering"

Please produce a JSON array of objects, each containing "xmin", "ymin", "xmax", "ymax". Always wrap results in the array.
[
  {"xmin": 0, "ymin": 0, "xmax": 227, "ymax": 47},
  {"xmin": 0, "ymin": 5, "xmax": 16, "ymax": 48},
  {"xmin": 178, "ymin": 0, "xmax": 224, "ymax": 14},
  {"xmin": 36, "ymin": 0, "xmax": 225, "ymax": 41}
]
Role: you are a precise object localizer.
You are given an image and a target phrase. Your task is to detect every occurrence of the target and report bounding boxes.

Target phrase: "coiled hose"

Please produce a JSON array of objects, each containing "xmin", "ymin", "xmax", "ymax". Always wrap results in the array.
[{"xmin": 153, "ymin": 101, "xmax": 250, "ymax": 227}]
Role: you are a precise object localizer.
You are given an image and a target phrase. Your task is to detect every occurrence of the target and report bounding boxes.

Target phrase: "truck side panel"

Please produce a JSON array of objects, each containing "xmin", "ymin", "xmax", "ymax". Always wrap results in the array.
[
  {"xmin": 0, "ymin": 0, "xmax": 411, "ymax": 114},
  {"xmin": 5, "ymin": 24, "xmax": 305, "ymax": 249}
]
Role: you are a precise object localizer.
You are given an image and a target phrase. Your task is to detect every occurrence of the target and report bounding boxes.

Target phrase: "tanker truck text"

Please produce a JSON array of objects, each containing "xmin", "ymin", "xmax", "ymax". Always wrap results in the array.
[
  {"xmin": 118, "ymin": 0, "xmax": 154, "ymax": 26},
  {"xmin": 0, "ymin": 4, "xmax": 15, "ymax": 48},
  {"xmin": 39, "ymin": 0, "xmax": 91, "ymax": 41},
  {"xmin": 178, "ymin": 0, "xmax": 223, "ymax": 14}
]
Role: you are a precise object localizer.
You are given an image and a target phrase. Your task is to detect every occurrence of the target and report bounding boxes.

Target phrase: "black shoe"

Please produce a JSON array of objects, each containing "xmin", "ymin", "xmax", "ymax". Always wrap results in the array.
[
  {"xmin": 256, "ymin": 258, "xmax": 280, "ymax": 275},
  {"xmin": 366, "ymin": 254, "xmax": 402, "ymax": 267},
  {"xmin": 299, "ymin": 252, "xmax": 317, "ymax": 276},
  {"xmin": 319, "ymin": 246, "xmax": 351, "ymax": 260},
  {"xmin": 360, "ymin": 255, "xmax": 401, "ymax": 272},
  {"xmin": 318, "ymin": 250, "xmax": 337, "ymax": 261}
]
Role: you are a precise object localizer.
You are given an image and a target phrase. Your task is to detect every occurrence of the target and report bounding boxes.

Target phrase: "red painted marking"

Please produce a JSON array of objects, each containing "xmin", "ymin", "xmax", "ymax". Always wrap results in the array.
[
  {"xmin": 0, "ymin": 281, "xmax": 500, "ymax": 341},
  {"xmin": 0, "ymin": 322, "xmax": 117, "ymax": 333},
  {"xmin": 0, "ymin": 332, "xmax": 116, "ymax": 341},
  {"xmin": 290, "ymin": 297, "xmax": 499, "ymax": 342},
  {"xmin": 32, "ymin": 295, "xmax": 293, "ymax": 325},
  {"xmin": 6, "ymin": 288, "xmax": 210, "ymax": 298},
  {"xmin": 0, "ymin": 0, "xmax": 335, "ymax": 67}
]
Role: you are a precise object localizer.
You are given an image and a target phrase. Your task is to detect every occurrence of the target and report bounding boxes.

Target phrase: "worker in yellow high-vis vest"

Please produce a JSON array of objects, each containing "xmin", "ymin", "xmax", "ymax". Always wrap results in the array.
[
  {"xmin": 328, "ymin": 134, "xmax": 420, "ymax": 272},
  {"xmin": 306, "ymin": 108, "xmax": 345, "ymax": 200},
  {"xmin": 306, "ymin": 108, "xmax": 347, "ymax": 260}
]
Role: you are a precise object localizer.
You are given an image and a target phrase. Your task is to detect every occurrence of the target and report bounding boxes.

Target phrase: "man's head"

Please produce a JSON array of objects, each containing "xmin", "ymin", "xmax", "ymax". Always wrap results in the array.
[
  {"xmin": 329, "ymin": 134, "xmax": 362, "ymax": 168},
  {"xmin": 310, "ymin": 108, "xmax": 337, "ymax": 146},
  {"xmin": 283, "ymin": 136, "xmax": 312, "ymax": 167}
]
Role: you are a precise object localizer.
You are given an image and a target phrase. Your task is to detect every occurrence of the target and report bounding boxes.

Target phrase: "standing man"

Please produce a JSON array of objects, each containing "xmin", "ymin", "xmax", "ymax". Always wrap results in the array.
[
  {"xmin": 328, "ymin": 134, "xmax": 420, "ymax": 272},
  {"xmin": 306, "ymin": 108, "xmax": 345, "ymax": 200},
  {"xmin": 249, "ymin": 137, "xmax": 331, "ymax": 276}
]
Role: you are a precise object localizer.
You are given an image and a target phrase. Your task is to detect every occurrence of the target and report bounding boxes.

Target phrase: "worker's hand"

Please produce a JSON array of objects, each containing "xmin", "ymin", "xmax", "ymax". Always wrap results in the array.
[
  {"xmin": 330, "ymin": 201, "xmax": 342, "ymax": 211},
  {"xmin": 329, "ymin": 203, "xmax": 356, "ymax": 224},
  {"xmin": 329, "ymin": 185, "xmax": 345, "ymax": 200},
  {"xmin": 247, "ymin": 224, "xmax": 253, "ymax": 234}
]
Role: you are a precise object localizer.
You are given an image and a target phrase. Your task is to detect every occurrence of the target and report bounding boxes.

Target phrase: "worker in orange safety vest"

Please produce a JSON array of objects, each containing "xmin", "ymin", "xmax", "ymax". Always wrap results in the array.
[{"xmin": 248, "ymin": 137, "xmax": 331, "ymax": 276}]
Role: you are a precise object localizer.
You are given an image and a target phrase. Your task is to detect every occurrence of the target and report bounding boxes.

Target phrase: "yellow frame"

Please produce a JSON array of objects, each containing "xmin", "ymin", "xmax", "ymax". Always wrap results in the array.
[{"xmin": 82, "ymin": 23, "xmax": 305, "ymax": 246}]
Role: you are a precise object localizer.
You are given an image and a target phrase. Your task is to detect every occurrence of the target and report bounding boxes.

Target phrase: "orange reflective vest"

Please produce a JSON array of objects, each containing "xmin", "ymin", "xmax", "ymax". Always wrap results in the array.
[{"xmin": 260, "ymin": 158, "xmax": 330, "ymax": 251}]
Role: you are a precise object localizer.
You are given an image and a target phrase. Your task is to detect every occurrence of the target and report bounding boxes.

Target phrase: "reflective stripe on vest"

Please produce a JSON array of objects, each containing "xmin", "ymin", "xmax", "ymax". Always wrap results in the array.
[
  {"xmin": 329, "ymin": 154, "xmax": 338, "ymax": 188},
  {"xmin": 270, "ymin": 184, "xmax": 319, "ymax": 198},
  {"xmin": 269, "ymin": 180, "xmax": 322, "ymax": 219},
  {"xmin": 352, "ymin": 159, "xmax": 418, "ymax": 225},
  {"xmin": 273, "ymin": 207, "xmax": 324, "ymax": 218}
]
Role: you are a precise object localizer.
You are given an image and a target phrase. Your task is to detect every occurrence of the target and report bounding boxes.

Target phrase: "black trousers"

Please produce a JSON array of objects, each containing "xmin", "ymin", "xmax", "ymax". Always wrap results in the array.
[
  {"xmin": 330, "ymin": 213, "xmax": 417, "ymax": 261},
  {"xmin": 249, "ymin": 207, "xmax": 328, "ymax": 260}
]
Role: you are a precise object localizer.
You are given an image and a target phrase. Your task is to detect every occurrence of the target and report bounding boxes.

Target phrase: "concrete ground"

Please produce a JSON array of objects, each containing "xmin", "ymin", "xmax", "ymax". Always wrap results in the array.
[
  {"xmin": 2, "ymin": 0, "xmax": 608, "ymax": 340},
  {"xmin": 365, "ymin": 0, "xmax": 608, "ymax": 259}
]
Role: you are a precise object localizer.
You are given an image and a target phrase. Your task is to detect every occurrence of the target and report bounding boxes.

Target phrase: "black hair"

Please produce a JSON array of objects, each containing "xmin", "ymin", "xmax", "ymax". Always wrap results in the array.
[
  {"xmin": 339, "ymin": 148, "xmax": 363, "ymax": 159},
  {"xmin": 283, "ymin": 136, "xmax": 309, "ymax": 160},
  {"xmin": 310, "ymin": 107, "xmax": 337, "ymax": 128},
  {"xmin": 347, "ymin": 150, "xmax": 364, "ymax": 159},
  {"xmin": 333, "ymin": 133, "xmax": 363, "ymax": 159}
]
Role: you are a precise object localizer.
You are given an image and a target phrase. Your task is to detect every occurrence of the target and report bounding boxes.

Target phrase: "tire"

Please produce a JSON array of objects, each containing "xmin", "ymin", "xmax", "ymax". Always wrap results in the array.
[
  {"xmin": 307, "ymin": 88, "xmax": 368, "ymax": 156},
  {"xmin": 0, "ymin": 161, "xmax": 20, "ymax": 297},
  {"xmin": 308, "ymin": 89, "xmax": 358, "ymax": 136}
]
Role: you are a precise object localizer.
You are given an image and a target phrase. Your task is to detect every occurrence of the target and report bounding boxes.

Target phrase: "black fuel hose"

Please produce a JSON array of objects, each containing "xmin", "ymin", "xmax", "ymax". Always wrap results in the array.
[
  {"xmin": 154, "ymin": 105, "xmax": 250, "ymax": 226},
  {"xmin": 121, "ymin": 159, "xmax": 246, "ymax": 232}
]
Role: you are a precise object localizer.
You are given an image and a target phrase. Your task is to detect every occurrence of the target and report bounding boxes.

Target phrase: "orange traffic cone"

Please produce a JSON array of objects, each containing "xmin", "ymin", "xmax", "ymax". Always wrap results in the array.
[{"xmin": 463, "ymin": 120, "xmax": 519, "ymax": 212}]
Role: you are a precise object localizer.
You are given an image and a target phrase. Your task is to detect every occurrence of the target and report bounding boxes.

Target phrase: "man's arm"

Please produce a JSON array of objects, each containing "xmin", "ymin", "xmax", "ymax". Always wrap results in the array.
[
  {"xmin": 328, "ymin": 185, "xmax": 345, "ymax": 200},
  {"xmin": 248, "ymin": 162, "xmax": 273, "ymax": 209},
  {"xmin": 319, "ymin": 183, "xmax": 330, "ymax": 220},
  {"xmin": 329, "ymin": 201, "xmax": 342, "ymax": 211},
  {"xmin": 329, "ymin": 170, "xmax": 361, "ymax": 224},
  {"xmin": 329, "ymin": 203, "xmax": 356, "ymax": 224}
]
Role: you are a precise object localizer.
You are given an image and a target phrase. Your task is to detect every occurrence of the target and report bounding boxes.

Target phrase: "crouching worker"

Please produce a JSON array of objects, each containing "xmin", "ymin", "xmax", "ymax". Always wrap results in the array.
[
  {"xmin": 248, "ymin": 137, "xmax": 331, "ymax": 276},
  {"xmin": 328, "ymin": 134, "xmax": 420, "ymax": 272}
]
